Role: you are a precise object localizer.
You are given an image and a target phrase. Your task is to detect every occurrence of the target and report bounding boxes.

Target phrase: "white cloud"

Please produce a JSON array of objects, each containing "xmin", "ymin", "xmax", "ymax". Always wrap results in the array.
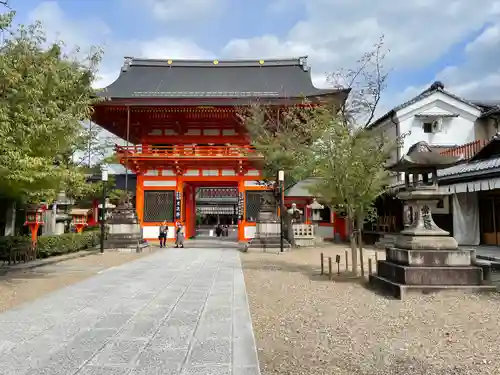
[
  {"xmin": 138, "ymin": 37, "xmax": 213, "ymax": 59},
  {"xmin": 220, "ymin": 0, "xmax": 500, "ymax": 108},
  {"xmin": 28, "ymin": 1, "xmax": 111, "ymax": 50},
  {"xmin": 28, "ymin": 0, "xmax": 500, "ymax": 115},
  {"xmin": 436, "ymin": 21, "xmax": 500, "ymax": 100},
  {"xmin": 28, "ymin": 1, "xmax": 214, "ymax": 89},
  {"xmin": 143, "ymin": 0, "xmax": 227, "ymax": 21}
]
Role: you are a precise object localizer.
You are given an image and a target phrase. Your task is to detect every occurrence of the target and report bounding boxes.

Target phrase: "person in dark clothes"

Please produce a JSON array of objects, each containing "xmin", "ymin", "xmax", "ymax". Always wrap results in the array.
[
  {"xmin": 215, "ymin": 224, "xmax": 222, "ymax": 237},
  {"xmin": 158, "ymin": 221, "xmax": 168, "ymax": 248}
]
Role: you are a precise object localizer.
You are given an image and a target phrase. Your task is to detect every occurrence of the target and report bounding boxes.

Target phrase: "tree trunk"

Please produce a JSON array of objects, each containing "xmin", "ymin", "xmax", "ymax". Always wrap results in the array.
[
  {"xmin": 280, "ymin": 201, "xmax": 295, "ymax": 246},
  {"xmin": 357, "ymin": 213, "xmax": 365, "ymax": 277},
  {"xmin": 348, "ymin": 209, "xmax": 357, "ymax": 275},
  {"xmin": 4, "ymin": 201, "xmax": 16, "ymax": 236}
]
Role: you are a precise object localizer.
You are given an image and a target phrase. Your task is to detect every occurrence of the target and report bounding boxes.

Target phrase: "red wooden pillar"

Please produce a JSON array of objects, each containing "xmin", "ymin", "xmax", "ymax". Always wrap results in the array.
[
  {"xmin": 333, "ymin": 212, "xmax": 347, "ymax": 241},
  {"xmin": 238, "ymin": 179, "xmax": 245, "ymax": 241},
  {"xmin": 176, "ymin": 177, "xmax": 184, "ymax": 224},
  {"xmin": 184, "ymin": 184, "xmax": 196, "ymax": 238},
  {"xmin": 304, "ymin": 204, "xmax": 310, "ymax": 224},
  {"xmin": 136, "ymin": 173, "xmax": 144, "ymax": 224}
]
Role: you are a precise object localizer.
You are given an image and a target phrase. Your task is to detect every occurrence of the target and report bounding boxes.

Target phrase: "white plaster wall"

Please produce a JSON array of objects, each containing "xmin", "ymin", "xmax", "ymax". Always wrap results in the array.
[
  {"xmin": 244, "ymin": 225, "xmax": 256, "ymax": 239},
  {"xmin": 143, "ymin": 226, "xmax": 176, "ymax": 239},
  {"xmin": 397, "ymin": 94, "xmax": 480, "ymax": 155},
  {"xmin": 400, "ymin": 115, "xmax": 475, "ymax": 155}
]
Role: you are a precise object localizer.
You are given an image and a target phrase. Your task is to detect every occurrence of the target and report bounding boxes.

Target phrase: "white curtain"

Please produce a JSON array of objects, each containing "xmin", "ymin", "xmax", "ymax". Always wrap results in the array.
[{"xmin": 452, "ymin": 192, "xmax": 480, "ymax": 245}]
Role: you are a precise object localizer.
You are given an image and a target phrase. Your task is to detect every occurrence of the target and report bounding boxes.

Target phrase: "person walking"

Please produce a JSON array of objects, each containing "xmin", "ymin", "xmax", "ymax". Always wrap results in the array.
[
  {"xmin": 215, "ymin": 224, "xmax": 222, "ymax": 237},
  {"xmin": 175, "ymin": 221, "xmax": 185, "ymax": 248},
  {"xmin": 158, "ymin": 220, "xmax": 168, "ymax": 248}
]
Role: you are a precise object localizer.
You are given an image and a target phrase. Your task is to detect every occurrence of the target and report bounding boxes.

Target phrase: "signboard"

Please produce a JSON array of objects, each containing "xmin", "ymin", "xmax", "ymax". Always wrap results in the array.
[
  {"xmin": 175, "ymin": 191, "xmax": 181, "ymax": 220},
  {"xmin": 198, "ymin": 188, "xmax": 238, "ymax": 199},
  {"xmin": 237, "ymin": 192, "xmax": 244, "ymax": 220}
]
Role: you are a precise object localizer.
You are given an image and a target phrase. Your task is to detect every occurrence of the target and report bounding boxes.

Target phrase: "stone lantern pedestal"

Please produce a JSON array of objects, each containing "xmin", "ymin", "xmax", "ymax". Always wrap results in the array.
[
  {"xmin": 307, "ymin": 198, "xmax": 324, "ymax": 244},
  {"xmin": 244, "ymin": 192, "xmax": 291, "ymax": 253},
  {"xmin": 104, "ymin": 196, "xmax": 148, "ymax": 252},
  {"xmin": 369, "ymin": 142, "xmax": 496, "ymax": 299}
]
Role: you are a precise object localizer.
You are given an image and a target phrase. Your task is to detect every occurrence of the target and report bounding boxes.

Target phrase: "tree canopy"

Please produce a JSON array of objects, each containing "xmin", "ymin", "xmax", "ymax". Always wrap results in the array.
[
  {"xmin": 241, "ymin": 37, "xmax": 405, "ymax": 274},
  {"xmin": 0, "ymin": 11, "xmax": 103, "ymax": 203}
]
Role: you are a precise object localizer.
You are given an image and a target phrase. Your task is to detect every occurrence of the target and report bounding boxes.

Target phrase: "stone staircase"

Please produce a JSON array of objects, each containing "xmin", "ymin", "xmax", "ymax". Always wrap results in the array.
[
  {"xmin": 244, "ymin": 235, "xmax": 291, "ymax": 253},
  {"xmin": 374, "ymin": 233, "xmax": 398, "ymax": 249}
]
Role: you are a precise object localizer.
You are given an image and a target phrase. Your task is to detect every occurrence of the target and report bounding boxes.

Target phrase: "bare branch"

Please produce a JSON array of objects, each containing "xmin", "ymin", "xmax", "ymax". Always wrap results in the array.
[{"xmin": 327, "ymin": 35, "xmax": 389, "ymax": 128}]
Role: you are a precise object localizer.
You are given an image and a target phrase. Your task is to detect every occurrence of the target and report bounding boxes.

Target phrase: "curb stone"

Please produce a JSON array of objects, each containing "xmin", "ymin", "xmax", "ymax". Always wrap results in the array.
[{"xmin": 0, "ymin": 248, "xmax": 100, "ymax": 275}]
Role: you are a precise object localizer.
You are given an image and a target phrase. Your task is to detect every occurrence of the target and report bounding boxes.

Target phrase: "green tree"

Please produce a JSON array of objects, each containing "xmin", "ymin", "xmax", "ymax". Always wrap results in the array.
[
  {"xmin": 239, "ymin": 103, "xmax": 335, "ymax": 245},
  {"xmin": 75, "ymin": 120, "xmax": 118, "ymax": 168},
  {"xmin": 310, "ymin": 116, "xmax": 402, "ymax": 276},
  {"xmin": 241, "ymin": 37, "xmax": 405, "ymax": 274},
  {"xmin": 0, "ymin": 11, "xmax": 103, "ymax": 204},
  {"xmin": 240, "ymin": 103, "xmax": 331, "ymax": 189}
]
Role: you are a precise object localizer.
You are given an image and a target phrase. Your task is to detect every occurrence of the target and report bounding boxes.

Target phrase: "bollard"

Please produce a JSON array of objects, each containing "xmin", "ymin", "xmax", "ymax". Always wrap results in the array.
[
  {"xmin": 336, "ymin": 254, "xmax": 341, "ymax": 275},
  {"xmin": 320, "ymin": 252, "xmax": 324, "ymax": 275},
  {"xmin": 328, "ymin": 257, "xmax": 333, "ymax": 279},
  {"xmin": 345, "ymin": 251, "xmax": 349, "ymax": 272},
  {"xmin": 368, "ymin": 258, "xmax": 373, "ymax": 275}
]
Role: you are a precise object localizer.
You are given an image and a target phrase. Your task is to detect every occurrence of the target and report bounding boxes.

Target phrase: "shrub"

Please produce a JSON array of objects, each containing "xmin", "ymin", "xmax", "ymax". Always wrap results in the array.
[
  {"xmin": 37, "ymin": 231, "xmax": 100, "ymax": 258},
  {"xmin": 84, "ymin": 224, "xmax": 100, "ymax": 232},
  {"xmin": 0, "ymin": 232, "xmax": 100, "ymax": 261}
]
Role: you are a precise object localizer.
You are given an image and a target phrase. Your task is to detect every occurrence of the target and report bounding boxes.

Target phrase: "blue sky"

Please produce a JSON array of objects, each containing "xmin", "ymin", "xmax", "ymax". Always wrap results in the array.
[{"xmin": 7, "ymin": 0, "xmax": 500, "ymax": 114}]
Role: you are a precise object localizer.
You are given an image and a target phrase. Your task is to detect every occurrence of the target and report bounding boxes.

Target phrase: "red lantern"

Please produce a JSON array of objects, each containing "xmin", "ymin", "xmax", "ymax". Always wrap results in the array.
[
  {"xmin": 24, "ymin": 204, "xmax": 45, "ymax": 244},
  {"xmin": 70, "ymin": 208, "xmax": 90, "ymax": 233}
]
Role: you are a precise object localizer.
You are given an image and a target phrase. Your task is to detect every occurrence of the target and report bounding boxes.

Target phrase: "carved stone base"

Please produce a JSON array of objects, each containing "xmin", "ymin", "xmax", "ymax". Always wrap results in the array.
[
  {"xmin": 104, "ymin": 205, "xmax": 147, "ymax": 252},
  {"xmin": 386, "ymin": 247, "xmax": 473, "ymax": 266},
  {"xmin": 377, "ymin": 260, "xmax": 483, "ymax": 285},
  {"xmin": 370, "ymin": 245, "xmax": 496, "ymax": 299},
  {"xmin": 368, "ymin": 274, "xmax": 496, "ymax": 300},
  {"xmin": 395, "ymin": 235, "xmax": 458, "ymax": 250}
]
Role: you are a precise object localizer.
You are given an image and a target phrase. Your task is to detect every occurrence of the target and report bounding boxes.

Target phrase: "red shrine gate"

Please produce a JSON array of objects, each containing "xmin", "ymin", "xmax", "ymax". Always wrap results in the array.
[{"xmin": 92, "ymin": 57, "xmax": 348, "ymax": 242}]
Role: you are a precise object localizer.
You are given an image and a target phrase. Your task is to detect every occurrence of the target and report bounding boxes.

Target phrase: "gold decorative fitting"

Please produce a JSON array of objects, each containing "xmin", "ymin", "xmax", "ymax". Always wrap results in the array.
[
  {"xmin": 167, "ymin": 59, "xmax": 173, "ymax": 64},
  {"xmin": 259, "ymin": 60, "xmax": 265, "ymax": 65},
  {"xmin": 213, "ymin": 60, "xmax": 219, "ymax": 65}
]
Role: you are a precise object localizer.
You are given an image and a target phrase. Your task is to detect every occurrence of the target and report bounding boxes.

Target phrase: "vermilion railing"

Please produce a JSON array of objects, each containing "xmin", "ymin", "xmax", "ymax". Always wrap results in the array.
[
  {"xmin": 439, "ymin": 139, "xmax": 487, "ymax": 160},
  {"xmin": 114, "ymin": 144, "xmax": 262, "ymax": 158}
]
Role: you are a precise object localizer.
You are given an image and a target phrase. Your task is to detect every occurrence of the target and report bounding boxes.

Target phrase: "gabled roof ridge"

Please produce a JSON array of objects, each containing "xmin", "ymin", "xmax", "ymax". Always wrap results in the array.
[
  {"xmin": 126, "ymin": 56, "xmax": 310, "ymax": 69},
  {"xmin": 368, "ymin": 81, "xmax": 481, "ymax": 129}
]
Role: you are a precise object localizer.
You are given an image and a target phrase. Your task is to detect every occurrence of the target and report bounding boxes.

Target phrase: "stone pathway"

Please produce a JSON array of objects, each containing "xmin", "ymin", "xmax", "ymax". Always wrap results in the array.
[{"xmin": 0, "ymin": 248, "xmax": 260, "ymax": 375}]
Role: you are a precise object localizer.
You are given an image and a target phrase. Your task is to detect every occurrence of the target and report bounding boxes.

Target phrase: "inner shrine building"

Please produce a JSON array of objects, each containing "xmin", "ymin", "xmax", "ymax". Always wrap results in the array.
[{"xmin": 92, "ymin": 57, "xmax": 348, "ymax": 241}]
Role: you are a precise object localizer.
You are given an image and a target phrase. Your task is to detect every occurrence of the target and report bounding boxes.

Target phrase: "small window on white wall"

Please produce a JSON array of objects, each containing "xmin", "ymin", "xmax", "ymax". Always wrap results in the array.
[
  {"xmin": 423, "ymin": 122, "xmax": 433, "ymax": 133},
  {"xmin": 422, "ymin": 119, "xmax": 443, "ymax": 134}
]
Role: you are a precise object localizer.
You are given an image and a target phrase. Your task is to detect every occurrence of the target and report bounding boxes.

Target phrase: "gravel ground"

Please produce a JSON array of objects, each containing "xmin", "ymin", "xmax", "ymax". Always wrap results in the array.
[
  {"xmin": 0, "ymin": 248, "xmax": 158, "ymax": 312},
  {"xmin": 241, "ymin": 245, "xmax": 500, "ymax": 375}
]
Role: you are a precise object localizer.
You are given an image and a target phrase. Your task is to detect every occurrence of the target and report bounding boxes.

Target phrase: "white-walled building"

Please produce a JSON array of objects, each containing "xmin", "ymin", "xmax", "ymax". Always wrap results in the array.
[
  {"xmin": 368, "ymin": 82, "xmax": 500, "ymax": 247},
  {"xmin": 370, "ymin": 81, "xmax": 499, "ymax": 174}
]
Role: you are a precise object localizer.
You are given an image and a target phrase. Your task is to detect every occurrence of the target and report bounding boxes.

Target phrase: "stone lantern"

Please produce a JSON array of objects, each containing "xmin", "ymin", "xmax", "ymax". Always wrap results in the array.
[
  {"xmin": 369, "ymin": 141, "xmax": 496, "ymax": 299},
  {"xmin": 307, "ymin": 198, "xmax": 324, "ymax": 221},
  {"xmin": 307, "ymin": 198, "xmax": 324, "ymax": 240}
]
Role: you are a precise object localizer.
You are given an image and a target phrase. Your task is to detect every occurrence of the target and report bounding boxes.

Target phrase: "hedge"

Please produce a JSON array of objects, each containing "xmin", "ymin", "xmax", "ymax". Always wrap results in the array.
[{"xmin": 0, "ymin": 231, "xmax": 100, "ymax": 261}]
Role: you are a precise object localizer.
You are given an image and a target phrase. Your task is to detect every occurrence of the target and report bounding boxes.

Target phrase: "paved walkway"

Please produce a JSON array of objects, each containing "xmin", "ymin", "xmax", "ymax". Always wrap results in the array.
[{"xmin": 0, "ymin": 248, "xmax": 260, "ymax": 375}]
